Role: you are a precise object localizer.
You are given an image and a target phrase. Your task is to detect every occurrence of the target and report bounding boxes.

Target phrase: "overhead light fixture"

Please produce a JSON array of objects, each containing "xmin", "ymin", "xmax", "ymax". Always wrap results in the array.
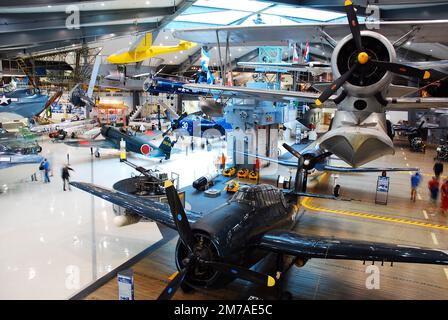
[
  {"xmin": 406, "ymin": 41, "xmax": 412, "ymax": 46},
  {"xmin": 146, "ymin": 1, "xmax": 151, "ymax": 4},
  {"xmin": 101, "ymin": 2, "xmax": 105, "ymax": 6},
  {"xmin": 47, "ymin": 5, "xmax": 52, "ymax": 8},
  {"xmin": 430, "ymin": 49, "xmax": 433, "ymax": 52}
]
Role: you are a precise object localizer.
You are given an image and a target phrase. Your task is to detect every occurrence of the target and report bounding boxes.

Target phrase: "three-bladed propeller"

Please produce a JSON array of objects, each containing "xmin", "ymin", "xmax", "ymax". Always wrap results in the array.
[
  {"xmin": 316, "ymin": 0, "xmax": 438, "ymax": 106},
  {"xmin": 283, "ymin": 143, "xmax": 332, "ymax": 192},
  {"xmin": 158, "ymin": 181, "xmax": 276, "ymax": 300}
]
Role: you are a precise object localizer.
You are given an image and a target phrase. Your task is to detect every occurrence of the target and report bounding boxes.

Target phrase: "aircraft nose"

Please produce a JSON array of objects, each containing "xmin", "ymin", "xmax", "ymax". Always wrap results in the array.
[{"xmin": 319, "ymin": 127, "xmax": 394, "ymax": 167}]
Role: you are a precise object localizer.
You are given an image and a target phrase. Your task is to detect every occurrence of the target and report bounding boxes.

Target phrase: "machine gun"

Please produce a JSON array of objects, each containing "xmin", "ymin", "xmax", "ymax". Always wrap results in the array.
[{"xmin": 119, "ymin": 159, "xmax": 167, "ymax": 196}]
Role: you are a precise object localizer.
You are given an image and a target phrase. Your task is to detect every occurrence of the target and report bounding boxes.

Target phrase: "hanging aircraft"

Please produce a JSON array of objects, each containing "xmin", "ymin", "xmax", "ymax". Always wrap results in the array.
[
  {"xmin": 174, "ymin": 0, "xmax": 448, "ymax": 170},
  {"xmin": 107, "ymin": 32, "xmax": 196, "ymax": 65},
  {"xmin": 70, "ymin": 178, "xmax": 448, "ymax": 300},
  {"xmin": 163, "ymin": 109, "xmax": 231, "ymax": 138},
  {"xmin": 64, "ymin": 125, "xmax": 177, "ymax": 161}
]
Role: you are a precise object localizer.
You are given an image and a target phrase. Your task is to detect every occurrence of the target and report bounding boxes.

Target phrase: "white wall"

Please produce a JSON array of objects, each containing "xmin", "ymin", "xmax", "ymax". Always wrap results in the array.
[{"xmin": 386, "ymin": 111, "xmax": 408, "ymax": 124}]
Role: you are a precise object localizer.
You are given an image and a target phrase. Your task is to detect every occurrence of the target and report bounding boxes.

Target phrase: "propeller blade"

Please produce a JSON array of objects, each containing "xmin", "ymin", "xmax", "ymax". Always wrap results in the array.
[
  {"xmin": 418, "ymin": 120, "xmax": 426, "ymax": 130},
  {"xmin": 158, "ymin": 266, "xmax": 190, "ymax": 300},
  {"xmin": 202, "ymin": 261, "xmax": 275, "ymax": 287},
  {"xmin": 316, "ymin": 63, "xmax": 358, "ymax": 105},
  {"xmin": 164, "ymin": 180, "xmax": 196, "ymax": 251},
  {"xmin": 282, "ymin": 143, "xmax": 302, "ymax": 159},
  {"xmin": 345, "ymin": 0, "xmax": 363, "ymax": 52},
  {"xmin": 370, "ymin": 60, "xmax": 431, "ymax": 80}
]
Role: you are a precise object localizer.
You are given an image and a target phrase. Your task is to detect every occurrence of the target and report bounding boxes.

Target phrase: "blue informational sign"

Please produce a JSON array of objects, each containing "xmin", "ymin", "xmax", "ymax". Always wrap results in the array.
[
  {"xmin": 377, "ymin": 176, "xmax": 390, "ymax": 193},
  {"xmin": 375, "ymin": 176, "xmax": 390, "ymax": 205},
  {"xmin": 117, "ymin": 269, "xmax": 134, "ymax": 300}
]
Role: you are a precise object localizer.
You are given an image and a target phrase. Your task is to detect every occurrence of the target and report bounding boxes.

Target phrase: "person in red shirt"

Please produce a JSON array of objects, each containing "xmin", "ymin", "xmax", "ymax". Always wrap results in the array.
[
  {"xmin": 428, "ymin": 176, "xmax": 440, "ymax": 208},
  {"xmin": 440, "ymin": 179, "xmax": 448, "ymax": 215}
]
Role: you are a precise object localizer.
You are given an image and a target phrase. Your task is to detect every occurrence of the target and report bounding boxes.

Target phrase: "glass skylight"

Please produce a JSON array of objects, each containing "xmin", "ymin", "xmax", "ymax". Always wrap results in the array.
[
  {"xmin": 239, "ymin": 14, "xmax": 299, "ymax": 26},
  {"xmin": 264, "ymin": 5, "xmax": 345, "ymax": 22},
  {"xmin": 194, "ymin": 0, "xmax": 273, "ymax": 12},
  {"xmin": 174, "ymin": 10, "xmax": 251, "ymax": 25}
]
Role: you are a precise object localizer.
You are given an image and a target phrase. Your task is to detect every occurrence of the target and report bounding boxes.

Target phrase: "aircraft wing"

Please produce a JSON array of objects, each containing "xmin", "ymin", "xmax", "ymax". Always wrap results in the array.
[
  {"xmin": 64, "ymin": 139, "xmax": 116, "ymax": 150},
  {"xmin": 237, "ymin": 62, "xmax": 331, "ymax": 73},
  {"xmin": 70, "ymin": 182, "xmax": 201, "ymax": 229},
  {"xmin": 321, "ymin": 165, "xmax": 419, "ymax": 173},
  {"xmin": 312, "ymin": 83, "xmax": 420, "ymax": 98},
  {"xmin": 183, "ymin": 83, "xmax": 333, "ymax": 103},
  {"xmin": 259, "ymin": 230, "xmax": 448, "ymax": 265},
  {"xmin": 386, "ymin": 97, "xmax": 448, "ymax": 110},
  {"xmin": 173, "ymin": 20, "xmax": 448, "ymax": 46},
  {"xmin": 238, "ymin": 151, "xmax": 297, "ymax": 167}
]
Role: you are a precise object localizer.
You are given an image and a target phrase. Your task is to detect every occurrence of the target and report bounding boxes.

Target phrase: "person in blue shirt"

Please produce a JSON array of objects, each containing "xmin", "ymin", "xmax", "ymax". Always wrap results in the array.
[
  {"xmin": 411, "ymin": 171, "xmax": 422, "ymax": 202},
  {"xmin": 43, "ymin": 159, "xmax": 51, "ymax": 183}
]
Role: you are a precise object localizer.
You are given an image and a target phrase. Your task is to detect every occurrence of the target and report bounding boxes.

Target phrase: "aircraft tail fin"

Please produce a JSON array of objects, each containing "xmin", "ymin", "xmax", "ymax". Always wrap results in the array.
[
  {"xmin": 130, "ymin": 33, "xmax": 153, "ymax": 53},
  {"xmin": 158, "ymin": 136, "xmax": 175, "ymax": 160}
]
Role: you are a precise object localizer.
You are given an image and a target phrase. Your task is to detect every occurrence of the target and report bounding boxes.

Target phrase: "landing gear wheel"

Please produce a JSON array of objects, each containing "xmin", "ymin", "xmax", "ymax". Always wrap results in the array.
[
  {"xmin": 334, "ymin": 184, "xmax": 341, "ymax": 197},
  {"xmin": 95, "ymin": 151, "xmax": 100, "ymax": 158},
  {"xmin": 180, "ymin": 282, "xmax": 194, "ymax": 293},
  {"xmin": 280, "ymin": 291, "xmax": 293, "ymax": 300}
]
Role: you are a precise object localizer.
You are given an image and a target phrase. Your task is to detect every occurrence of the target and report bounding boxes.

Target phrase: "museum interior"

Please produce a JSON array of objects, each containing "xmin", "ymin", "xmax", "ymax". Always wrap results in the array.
[{"xmin": 2, "ymin": 0, "xmax": 448, "ymax": 301}]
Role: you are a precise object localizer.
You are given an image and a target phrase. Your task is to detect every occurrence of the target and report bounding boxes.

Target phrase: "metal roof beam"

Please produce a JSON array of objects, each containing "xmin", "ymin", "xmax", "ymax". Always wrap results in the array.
[
  {"xmin": 0, "ymin": 0, "xmax": 113, "ymax": 7},
  {"xmin": 0, "ymin": 8, "xmax": 172, "ymax": 33}
]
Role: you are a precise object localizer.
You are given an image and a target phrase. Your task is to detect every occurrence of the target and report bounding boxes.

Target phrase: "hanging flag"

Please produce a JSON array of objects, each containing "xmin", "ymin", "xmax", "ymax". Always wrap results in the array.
[
  {"xmin": 303, "ymin": 41, "xmax": 310, "ymax": 63},
  {"xmin": 292, "ymin": 43, "xmax": 300, "ymax": 63},
  {"xmin": 200, "ymin": 47, "xmax": 214, "ymax": 84}
]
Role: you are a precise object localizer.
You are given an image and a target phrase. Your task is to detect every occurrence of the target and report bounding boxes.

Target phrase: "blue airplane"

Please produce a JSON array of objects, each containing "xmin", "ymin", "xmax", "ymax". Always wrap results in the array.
[
  {"xmin": 143, "ymin": 76, "xmax": 201, "ymax": 96},
  {"xmin": 0, "ymin": 87, "xmax": 49, "ymax": 120},
  {"xmin": 64, "ymin": 125, "xmax": 178, "ymax": 161},
  {"xmin": 164, "ymin": 112, "xmax": 231, "ymax": 138}
]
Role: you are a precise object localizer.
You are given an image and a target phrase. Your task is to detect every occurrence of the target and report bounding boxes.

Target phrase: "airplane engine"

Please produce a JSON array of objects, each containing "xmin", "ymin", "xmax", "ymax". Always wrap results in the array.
[{"xmin": 331, "ymin": 31, "xmax": 396, "ymax": 99}]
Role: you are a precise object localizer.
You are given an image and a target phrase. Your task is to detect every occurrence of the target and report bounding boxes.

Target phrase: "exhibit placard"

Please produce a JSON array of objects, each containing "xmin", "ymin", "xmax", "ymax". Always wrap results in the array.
[{"xmin": 117, "ymin": 269, "xmax": 134, "ymax": 300}]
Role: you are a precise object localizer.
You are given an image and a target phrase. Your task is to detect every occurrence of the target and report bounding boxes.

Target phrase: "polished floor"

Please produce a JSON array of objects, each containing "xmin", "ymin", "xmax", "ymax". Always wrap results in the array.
[
  {"xmin": 0, "ymin": 134, "xmax": 225, "ymax": 299},
  {"xmin": 86, "ymin": 137, "xmax": 448, "ymax": 300}
]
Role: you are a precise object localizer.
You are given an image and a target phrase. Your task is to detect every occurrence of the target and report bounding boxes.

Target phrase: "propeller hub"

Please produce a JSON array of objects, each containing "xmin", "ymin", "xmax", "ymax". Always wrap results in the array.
[{"xmin": 357, "ymin": 52, "xmax": 369, "ymax": 65}]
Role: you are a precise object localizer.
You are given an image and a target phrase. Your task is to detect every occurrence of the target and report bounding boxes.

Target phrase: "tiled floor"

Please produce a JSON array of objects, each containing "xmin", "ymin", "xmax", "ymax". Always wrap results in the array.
[{"xmin": 0, "ymin": 134, "xmax": 225, "ymax": 299}]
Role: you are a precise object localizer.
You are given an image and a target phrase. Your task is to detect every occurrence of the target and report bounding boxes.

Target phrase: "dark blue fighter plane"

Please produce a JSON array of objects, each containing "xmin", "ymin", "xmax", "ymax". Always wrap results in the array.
[
  {"xmin": 64, "ymin": 125, "xmax": 177, "ymax": 160},
  {"xmin": 71, "ymin": 178, "xmax": 448, "ymax": 300}
]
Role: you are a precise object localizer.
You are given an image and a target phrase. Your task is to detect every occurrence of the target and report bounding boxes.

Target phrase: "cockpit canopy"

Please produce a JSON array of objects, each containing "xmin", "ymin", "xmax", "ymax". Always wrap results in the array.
[{"xmin": 231, "ymin": 184, "xmax": 286, "ymax": 208}]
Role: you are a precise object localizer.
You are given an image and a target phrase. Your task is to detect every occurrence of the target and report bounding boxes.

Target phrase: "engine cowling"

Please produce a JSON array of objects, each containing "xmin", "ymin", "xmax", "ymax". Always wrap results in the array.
[{"xmin": 331, "ymin": 30, "xmax": 396, "ymax": 98}]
